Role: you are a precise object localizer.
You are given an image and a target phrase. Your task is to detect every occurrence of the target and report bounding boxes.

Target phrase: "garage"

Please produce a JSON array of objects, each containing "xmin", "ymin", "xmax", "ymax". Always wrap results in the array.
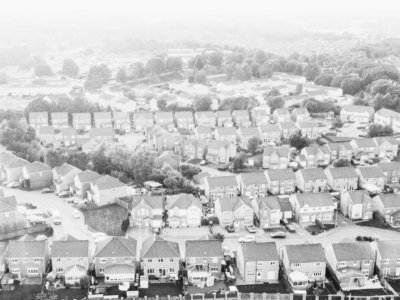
[{"xmin": 267, "ymin": 270, "xmax": 276, "ymax": 280}]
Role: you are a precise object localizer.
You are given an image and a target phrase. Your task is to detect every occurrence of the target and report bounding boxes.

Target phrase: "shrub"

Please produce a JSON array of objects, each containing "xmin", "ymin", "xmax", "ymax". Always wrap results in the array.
[
  {"xmin": 213, "ymin": 233, "xmax": 225, "ymax": 242},
  {"xmin": 356, "ymin": 236, "xmax": 363, "ymax": 241},
  {"xmin": 208, "ymin": 216, "xmax": 219, "ymax": 225},
  {"xmin": 77, "ymin": 203, "xmax": 87, "ymax": 211},
  {"xmin": 65, "ymin": 283, "xmax": 71, "ymax": 289}
]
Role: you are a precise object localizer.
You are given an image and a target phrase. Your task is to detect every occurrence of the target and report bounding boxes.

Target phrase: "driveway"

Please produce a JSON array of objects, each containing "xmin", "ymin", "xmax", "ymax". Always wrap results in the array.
[
  {"xmin": 337, "ymin": 122, "xmax": 367, "ymax": 138},
  {"xmin": 117, "ymin": 131, "xmax": 146, "ymax": 149}
]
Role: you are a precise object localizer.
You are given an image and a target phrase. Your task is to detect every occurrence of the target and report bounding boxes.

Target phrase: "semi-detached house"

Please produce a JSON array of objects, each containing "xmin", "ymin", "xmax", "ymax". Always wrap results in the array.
[
  {"xmin": 28, "ymin": 112, "xmax": 49, "ymax": 130},
  {"xmin": 295, "ymin": 168, "xmax": 328, "ymax": 193},
  {"xmin": 124, "ymin": 196, "xmax": 164, "ymax": 228},
  {"xmin": 371, "ymin": 240, "xmax": 400, "ymax": 278},
  {"xmin": 373, "ymin": 136, "xmax": 398, "ymax": 158},
  {"xmin": 53, "ymin": 163, "xmax": 82, "ymax": 193},
  {"xmin": 238, "ymin": 172, "xmax": 267, "ymax": 197},
  {"xmin": 326, "ymin": 142, "xmax": 353, "ymax": 161},
  {"xmin": 73, "ymin": 113, "xmax": 91, "ymax": 131},
  {"xmin": 204, "ymin": 176, "xmax": 238, "ymax": 200},
  {"xmin": 356, "ymin": 166, "xmax": 385, "ymax": 191},
  {"xmin": 340, "ymin": 105, "xmax": 374, "ymax": 123},
  {"xmin": 21, "ymin": 162, "xmax": 53, "ymax": 189},
  {"xmin": 350, "ymin": 138, "xmax": 377, "ymax": 159},
  {"xmin": 258, "ymin": 124, "xmax": 281, "ymax": 144},
  {"xmin": 374, "ymin": 108, "xmax": 400, "ymax": 132},
  {"xmin": 377, "ymin": 162, "xmax": 400, "ymax": 186},
  {"xmin": 87, "ymin": 175, "xmax": 130, "ymax": 206},
  {"xmin": 70, "ymin": 170, "xmax": 102, "ymax": 198},
  {"xmin": 166, "ymin": 194, "xmax": 202, "ymax": 228},
  {"xmin": 289, "ymin": 192, "xmax": 335, "ymax": 223},
  {"xmin": 340, "ymin": 190, "xmax": 373, "ymax": 220},
  {"xmin": 324, "ymin": 167, "xmax": 358, "ymax": 192},
  {"xmin": 134, "ymin": 112, "xmax": 154, "ymax": 130},
  {"xmin": 262, "ymin": 148, "xmax": 290, "ymax": 169},
  {"xmin": 251, "ymin": 196, "xmax": 281, "ymax": 228},
  {"xmin": 264, "ymin": 169, "xmax": 295, "ymax": 195},
  {"xmin": 214, "ymin": 196, "xmax": 253, "ymax": 227},
  {"xmin": 94, "ymin": 112, "xmax": 112, "ymax": 128}
]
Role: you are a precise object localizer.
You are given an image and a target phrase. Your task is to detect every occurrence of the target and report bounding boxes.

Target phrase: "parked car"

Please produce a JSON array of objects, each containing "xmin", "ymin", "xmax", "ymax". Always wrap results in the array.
[
  {"xmin": 75, "ymin": 200, "xmax": 88, "ymax": 205},
  {"xmin": 271, "ymin": 232, "xmax": 286, "ymax": 238},
  {"xmin": 343, "ymin": 123, "xmax": 350, "ymax": 127},
  {"xmin": 53, "ymin": 216, "xmax": 62, "ymax": 225},
  {"xmin": 59, "ymin": 191, "xmax": 72, "ymax": 198},
  {"xmin": 280, "ymin": 219, "xmax": 289, "ymax": 225},
  {"xmin": 239, "ymin": 235, "xmax": 256, "ymax": 243},
  {"xmin": 73, "ymin": 197, "xmax": 86, "ymax": 204},
  {"xmin": 36, "ymin": 235, "xmax": 48, "ymax": 241},
  {"xmin": 358, "ymin": 133, "xmax": 367, "ymax": 138},
  {"xmin": 92, "ymin": 232, "xmax": 108, "ymax": 243},
  {"xmin": 200, "ymin": 160, "xmax": 208, "ymax": 166},
  {"xmin": 268, "ymin": 120, "xmax": 276, "ymax": 124},
  {"xmin": 225, "ymin": 225, "xmax": 235, "ymax": 233},
  {"xmin": 73, "ymin": 210, "xmax": 80, "ymax": 219},
  {"xmin": 246, "ymin": 225, "xmax": 257, "ymax": 233},
  {"xmin": 6, "ymin": 182, "xmax": 20, "ymax": 188},
  {"xmin": 285, "ymin": 224, "xmax": 296, "ymax": 233},
  {"xmin": 29, "ymin": 216, "xmax": 46, "ymax": 225},
  {"xmin": 42, "ymin": 187, "xmax": 54, "ymax": 194}
]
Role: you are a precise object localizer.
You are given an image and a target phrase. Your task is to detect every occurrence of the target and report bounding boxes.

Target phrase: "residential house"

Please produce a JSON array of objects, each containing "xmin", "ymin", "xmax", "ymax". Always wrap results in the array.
[
  {"xmin": 204, "ymin": 176, "xmax": 239, "ymax": 200},
  {"xmin": 280, "ymin": 244, "xmax": 326, "ymax": 286},
  {"xmin": 326, "ymin": 142, "xmax": 353, "ymax": 161},
  {"xmin": 375, "ymin": 108, "xmax": 400, "ymax": 132},
  {"xmin": 340, "ymin": 105, "xmax": 375, "ymax": 123},
  {"xmin": 183, "ymin": 139, "xmax": 208, "ymax": 160},
  {"xmin": 0, "ymin": 242, "xmax": 7, "ymax": 278},
  {"xmin": 141, "ymin": 234, "xmax": 180, "ymax": 278},
  {"xmin": 251, "ymin": 196, "xmax": 281, "ymax": 228},
  {"xmin": 372, "ymin": 194, "xmax": 400, "ymax": 223},
  {"xmin": 278, "ymin": 121, "xmax": 298, "ymax": 139},
  {"xmin": 174, "ymin": 111, "xmax": 194, "ymax": 129},
  {"xmin": 377, "ymin": 162, "xmax": 400, "ymax": 186},
  {"xmin": 185, "ymin": 238, "xmax": 224, "ymax": 284},
  {"xmin": 296, "ymin": 121, "xmax": 319, "ymax": 139},
  {"xmin": 215, "ymin": 111, "xmax": 233, "ymax": 127},
  {"xmin": 125, "ymin": 196, "xmax": 164, "ymax": 228},
  {"xmin": 61, "ymin": 127, "xmax": 77, "ymax": 147},
  {"xmin": 153, "ymin": 131, "xmax": 175, "ymax": 153},
  {"xmin": 166, "ymin": 194, "xmax": 202, "ymax": 228},
  {"xmin": 232, "ymin": 110, "xmax": 251, "ymax": 127},
  {"xmin": 0, "ymin": 152, "xmax": 20, "ymax": 181},
  {"xmin": 325, "ymin": 242, "xmax": 375, "ymax": 288},
  {"xmin": 295, "ymin": 168, "xmax": 328, "ymax": 193},
  {"xmin": 72, "ymin": 113, "xmax": 91, "ymax": 131},
  {"xmin": 324, "ymin": 167, "xmax": 358, "ymax": 192},
  {"xmin": 195, "ymin": 111, "xmax": 216, "ymax": 127},
  {"xmin": 237, "ymin": 242, "xmax": 279, "ymax": 283},
  {"xmin": 259, "ymin": 124, "xmax": 281, "ymax": 144},
  {"xmin": 252, "ymin": 110, "xmax": 270, "ymax": 126},
  {"xmin": 273, "ymin": 109, "xmax": 291, "ymax": 123},
  {"xmin": 373, "ymin": 136, "xmax": 398, "ymax": 158},
  {"xmin": 289, "ymin": 193, "xmax": 335, "ymax": 223},
  {"xmin": 51, "ymin": 112, "xmax": 69, "ymax": 129},
  {"xmin": 89, "ymin": 127, "xmax": 115, "ymax": 143},
  {"xmin": 94, "ymin": 237, "xmax": 137, "ymax": 283},
  {"xmin": 349, "ymin": 139, "xmax": 377, "ymax": 159},
  {"xmin": 300, "ymin": 146, "xmax": 331, "ymax": 167},
  {"xmin": 206, "ymin": 140, "xmax": 236, "ymax": 164},
  {"xmin": 216, "ymin": 80, "xmax": 244, "ymax": 92},
  {"xmin": 214, "ymin": 127, "xmax": 237, "ymax": 143},
  {"xmin": 28, "ymin": 112, "xmax": 49, "ymax": 130},
  {"xmin": 2, "ymin": 157, "xmax": 28, "ymax": 184},
  {"xmin": 113, "ymin": 112, "xmax": 131, "ymax": 133},
  {"xmin": 156, "ymin": 151, "xmax": 181, "ymax": 170},
  {"xmin": 38, "ymin": 126, "xmax": 55, "ymax": 145},
  {"xmin": 51, "ymin": 240, "xmax": 90, "ymax": 285},
  {"xmin": 134, "ymin": 112, "xmax": 154, "ymax": 130},
  {"xmin": 70, "ymin": 170, "xmax": 102, "ymax": 198},
  {"xmin": 238, "ymin": 172, "xmax": 267, "ymax": 197},
  {"xmin": 115, "ymin": 98, "xmax": 136, "ymax": 112},
  {"xmin": 340, "ymin": 190, "xmax": 373, "ymax": 220},
  {"xmin": 155, "ymin": 112, "xmax": 174, "ymax": 130},
  {"xmin": 214, "ymin": 197, "xmax": 253, "ymax": 227},
  {"xmin": 87, "ymin": 175, "xmax": 131, "ymax": 206},
  {"xmin": 371, "ymin": 240, "xmax": 400, "ymax": 278},
  {"xmin": 306, "ymin": 89, "xmax": 328, "ymax": 100},
  {"xmin": 94, "ymin": 112, "xmax": 113, "ymax": 128},
  {"xmin": 0, "ymin": 196, "xmax": 25, "ymax": 234},
  {"xmin": 53, "ymin": 163, "xmax": 82, "ymax": 193},
  {"xmin": 237, "ymin": 127, "xmax": 260, "ymax": 148},
  {"xmin": 195, "ymin": 126, "xmax": 213, "ymax": 140},
  {"xmin": 262, "ymin": 148, "xmax": 290, "ymax": 169},
  {"xmin": 291, "ymin": 108, "xmax": 310, "ymax": 122},
  {"xmin": 6, "ymin": 241, "xmax": 49, "ymax": 278},
  {"xmin": 21, "ymin": 162, "xmax": 53, "ymax": 188},
  {"xmin": 355, "ymin": 166, "xmax": 385, "ymax": 190},
  {"xmin": 264, "ymin": 169, "xmax": 296, "ymax": 195}
]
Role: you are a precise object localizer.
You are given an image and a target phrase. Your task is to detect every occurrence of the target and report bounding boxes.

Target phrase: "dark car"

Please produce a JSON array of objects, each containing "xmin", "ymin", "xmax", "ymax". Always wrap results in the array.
[
  {"xmin": 285, "ymin": 224, "xmax": 296, "ymax": 233},
  {"xmin": 42, "ymin": 188, "xmax": 54, "ymax": 194},
  {"xmin": 280, "ymin": 219, "xmax": 289, "ymax": 225},
  {"xmin": 271, "ymin": 232, "xmax": 286, "ymax": 238},
  {"xmin": 225, "ymin": 225, "xmax": 235, "ymax": 233},
  {"xmin": 59, "ymin": 191, "xmax": 72, "ymax": 198}
]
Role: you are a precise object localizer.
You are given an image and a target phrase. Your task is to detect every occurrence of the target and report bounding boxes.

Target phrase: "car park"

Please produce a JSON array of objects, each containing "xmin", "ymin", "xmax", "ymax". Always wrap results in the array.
[
  {"xmin": 239, "ymin": 235, "xmax": 256, "ymax": 243},
  {"xmin": 271, "ymin": 232, "xmax": 286, "ymax": 238},
  {"xmin": 6, "ymin": 182, "xmax": 20, "ymax": 188},
  {"xmin": 59, "ymin": 191, "xmax": 72, "ymax": 198},
  {"xmin": 225, "ymin": 225, "xmax": 235, "ymax": 233},
  {"xmin": 246, "ymin": 225, "xmax": 257, "ymax": 233},
  {"xmin": 42, "ymin": 187, "xmax": 54, "ymax": 194},
  {"xmin": 285, "ymin": 224, "xmax": 296, "ymax": 232}
]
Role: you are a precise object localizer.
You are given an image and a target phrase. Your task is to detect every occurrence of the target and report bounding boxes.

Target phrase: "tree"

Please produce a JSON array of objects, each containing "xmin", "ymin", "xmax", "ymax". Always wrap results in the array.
[
  {"xmin": 265, "ymin": 88, "xmax": 281, "ymax": 98},
  {"xmin": 333, "ymin": 158, "xmax": 351, "ymax": 167},
  {"xmin": 353, "ymin": 97, "xmax": 369, "ymax": 106},
  {"xmin": 294, "ymin": 84, "xmax": 303, "ymax": 95},
  {"xmin": 129, "ymin": 62, "xmax": 145, "ymax": 81},
  {"xmin": 332, "ymin": 117, "xmax": 344, "ymax": 128},
  {"xmin": 247, "ymin": 136, "xmax": 261, "ymax": 155},
  {"xmin": 218, "ymin": 96, "xmax": 250, "ymax": 111},
  {"xmin": 253, "ymin": 49, "xmax": 267, "ymax": 65},
  {"xmin": 121, "ymin": 218, "xmax": 130, "ymax": 232},
  {"xmin": 267, "ymin": 96, "xmax": 285, "ymax": 113},
  {"xmin": 194, "ymin": 70, "xmax": 207, "ymax": 85},
  {"xmin": 284, "ymin": 61, "xmax": 297, "ymax": 73},
  {"xmin": 293, "ymin": 64, "xmax": 303, "ymax": 76},
  {"xmin": 288, "ymin": 133, "xmax": 311, "ymax": 150},
  {"xmin": 84, "ymin": 75, "xmax": 102, "ymax": 90},
  {"xmin": 341, "ymin": 77, "xmax": 363, "ymax": 95},
  {"xmin": 367, "ymin": 124, "xmax": 394, "ymax": 138},
  {"xmin": 193, "ymin": 95, "xmax": 212, "ymax": 111},
  {"xmin": 242, "ymin": 64, "xmax": 252, "ymax": 80},
  {"xmin": 314, "ymin": 74, "xmax": 333, "ymax": 86},
  {"xmin": 208, "ymin": 51, "xmax": 223, "ymax": 67},
  {"xmin": 24, "ymin": 98, "xmax": 50, "ymax": 120},
  {"xmin": 157, "ymin": 98, "xmax": 167, "ymax": 111},
  {"xmin": 259, "ymin": 62, "xmax": 273, "ymax": 78},
  {"xmin": 91, "ymin": 143, "xmax": 112, "ymax": 174},
  {"xmin": 305, "ymin": 63, "xmax": 320, "ymax": 81},
  {"xmin": 250, "ymin": 63, "xmax": 261, "ymax": 77},
  {"xmin": 80, "ymin": 275, "xmax": 91, "ymax": 289},
  {"xmin": 166, "ymin": 57, "xmax": 183, "ymax": 73},
  {"xmin": 130, "ymin": 146, "xmax": 157, "ymax": 184},
  {"xmin": 180, "ymin": 165, "xmax": 202, "ymax": 180},
  {"xmin": 67, "ymin": 152, "xmax": 91, "ymax": 170},
  {"xmin": 44, "ymin": 149, "xmax": 69, "ymax": 168},
  {"xmin": 116, "ymin": 69, "xmax": 128, "ymax": 84},
  {"xmin": 34, "ymin": 64, "xmax": 53, "ymax": 76},
  {"xmin": 84, "ymin": 64, "xmax": 111, "ymax": 89},
  {"xmin": 62, "ymin": 59, "xmax": 79, "ymax": 77},
  {"xmin": 146, "ymin": 57, "xmax": 165, "ymax": 78},
  {"xmin": 233, "ymin": 153, "xmax": 246, "ymax": 171}
]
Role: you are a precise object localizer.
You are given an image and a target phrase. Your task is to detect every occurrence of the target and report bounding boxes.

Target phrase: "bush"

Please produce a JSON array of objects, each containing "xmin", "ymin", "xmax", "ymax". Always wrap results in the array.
[
  {"xmin": 208, "ymin": 216, "xmax": 219, "ymax": 225},
  {"xmin": 65, "ymin": 283, "xmax": 71, "ymax": 289},
  {"xmin": 213, "ymin": 233, "xmax": 225, "ymax": 242},
  {"xmin": 77, "ymin": 203, "xmax": 87, "ymax": 211},
  {"xmin": 356, "ymin": 236, "xmax": 363, "ymax": 241},
  {"xmin": 46, "ymin": 227, "xmax": 54, "ymax": 236},
  {"xmin": 201, "ymin": 218, "xmax": 210, "ymax": 226},
  {"xmin": 74, "ymin": 282, "xmax": 80, "ymax": 287}
]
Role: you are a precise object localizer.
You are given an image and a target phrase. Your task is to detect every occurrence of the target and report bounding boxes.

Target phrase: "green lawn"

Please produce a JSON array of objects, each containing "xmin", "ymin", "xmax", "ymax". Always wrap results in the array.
[
  {"xmin": 82, "ymin": 203, "xmax": 127, "ymax": 236},
  {"xmin": 0, "ymin": 284, "xmax": 42, "ymax": 300}
]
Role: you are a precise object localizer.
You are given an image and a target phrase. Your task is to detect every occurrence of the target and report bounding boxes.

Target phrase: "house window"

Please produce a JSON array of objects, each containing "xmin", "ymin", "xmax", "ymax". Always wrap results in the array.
[
  {"xmin": 125, "ymin": 258, "xmax": 131, "ymax": 263},
  {"xmin": 12, "ymin": 259, "xmax": 17, "ymax": 263},
  {"xmin": 112, "ymin": 258, "xmax": 116, "ymax": 263},
  {"xmin": 211, "ymin": 267, "xmax": 219, "ymax": 272},
  {"xmin": 158, "ymin": 259, "xmax": 163, "ymax": 263},
  {"xmin": 34, "ymin": 259, "xmax": 40, "ymax": 263},
  {"xmin": 315, "ymin": 262, "xmax": 321, "ymax": 267},
  {"xmin": 28, "ymin": 269, "xmax": 39, "ymax": 275},
  {"xmin": 313, "ymin": 272, "xmax": 322, "ymax": 277},
  {"xmin": 99, "ymin": 268, "xmax": 105, "ymax": 273},
  {"xmin": 170, "ymin": 258, "xmax": 174, "ymax": 263},
  {"xmin": 100, "ymin": 259, "xmax": 106, "ymax": 263},
  {"xmin": 56, "ymin": 268, "xmax": 63, "ymax": 273},
  {"xmin": 271, "ymin": 261, "xmax": 276, "ymax": 265},
  {"xmin": 293, "ymin": 263, "xmax": 301, "ymax": 268},
  {"xmin": 148, "ymin": 259, "xmax": 152, "ymax": 263},
  {"xmin": 12, "ymin": 269, "xmax": 20, "ymax": 274},
  {"xmin": 257, "ymin": 262, "xmax": 263, "ymax": 267},
  {"xmin": 66, "ymin": 258, "xmax": 71, "ymax": 262},
  {"xmin": 56, "ymin": 258, "xmax": 61, "ymax": 263},
  {"xmin": 339, "ymin": 262, "xmax": 346, "ymax": 267},
  {"xmin": 79, "ymin": 258, "xmax": 83, "ymax": 262},
  {"xmin": 148, "ymin": 269, "xmax": 154, "ymax": 274},
  {"xmin": 169, "ymin": 268, "xmax": 175, "ymax": 273},
  {"xmin": 364, "ymin": 261, "xmax": 370, "ymax": 265},
  {"xmin": 396, "ymin": 259, "xmax": 400, "ymax": 264},
  {"xmin": 24, "ymin": 259, "xmax": 27, "ymax": 263},
  {"xmin": 384, "ymin": 259, "xmax": 389, "ymax": 264},
  {"xmin": 353, "ymin": 261, "xmax": 358, "ymax": 265}
]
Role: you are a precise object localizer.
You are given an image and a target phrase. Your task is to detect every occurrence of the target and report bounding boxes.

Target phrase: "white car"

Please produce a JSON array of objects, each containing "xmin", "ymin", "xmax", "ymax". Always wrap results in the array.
[
  {"xmin": 73, "ymin": 197, "xmax": 86, "ymax": 204},
  {"xmin": 36, "ymin": 235, "xmax": 48, "ymax": 241},
  {"xmin": 73, "ymin": 210, "xmax": 80, "ymax": 219},
  {"xmin": 343, "ymin": 123, "xmax": 350, "ymax": 127},
  {"xmin": 92, "ymin": 232, "xmax": 108, "ymax": 243},
  {"xmin": 239, "ymin": 235, "xmax": 256, "ymax": 243},
  {"xmin": 6, "ymin": 182, "xmax": 20, "ymax": 188}
]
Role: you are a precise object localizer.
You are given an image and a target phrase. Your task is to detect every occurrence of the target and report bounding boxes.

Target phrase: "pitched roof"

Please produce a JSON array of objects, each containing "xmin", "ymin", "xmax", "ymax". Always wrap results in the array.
[
  {"xmin": 215, "ymin": 111, "xmax": 231, "ymax": 117},
  {"xmin": 205, "ymin": 176, "xmax": 238, "ymax": 188},
  {"xmin": 166, "ymin": 194, "xmax": 202, "ymax": 210},
  {"xmin": 263, "ymin": 148, "xmax": 289, "ymax": 157},
  {"xmin": 0, "ymin": 196, "xmax": 17, "ymax": 213},
  {"xmin": 259, "ymin": 124, "xmax": 280, "ymax": 133},
  {"xmin": 185, "ymin": 240, "xmax": 223, "ymax": 258},
  {"xmin": 61, "ymin": 127, "xmax": 77, "ymax": 135},
  {"xmin": 217, "ymin": 197, "xmax": 252, "ymax": 212},
  {"xmin": 345, "ymin": 190, "xmax": 371, "ymax": 205},
  {"xmin": 95, "ymin": 237, "xmax": 137, "ymax": 257},
  {"xmin": 297, "ymin": 168, "xmax": 327, "ymax": 180},
  {"xmin": 53, "ymin": 163, "xmax": 80, "ymax": 177},
  {"xmin": 357, "ymin": 166, "xmax": 384, "ymax": 178},
  {"xmin": 196, "ymin": 111, "xmax": 215, "ymax": 118},
  {"xmin": 265, "ymin": 169, "xmax": 295, "ymax": 181},
  {"xmin": 135, "ymin": 112, "xmax": 153, "ymax": 119},
  {"xmin": 141, "ymin": 234, "xmax": 180, "ymax": 258},
  {"xmin": 51, "ymin": 241, "xmax": 89, "ymax": 258},
  {"xmin": 51, "ymin": 112, "xmax": 68, "ymax": 120},
  {"xmin": 285, "ymin": 243, "xmax": 326, "ymax": 263},
  {"xmin": 375, "ymin": 194, "xmax": 400, "ymax": 208},
  {"xmin": 155, "ymin": 111, "xmax": 173, "ymax": 119},
  {"xmin": 297, "ymin": 121, "xmax": 318, "ymax": 129},
  {"xmin": 326, "ymin": 167, "xmax": 358, "ymax": 179},
  {"xmin": 208, "ymin": 140, "xmax": 231, "ymax": 151},
  {"xmin": 331, "ymin": 242, "xmax": 374, "ymax": 261},
  {"xmin": 94, "ymin": 112, "xmax": 112, "ymax": 119},
  {"xmin": 29, "ymin": 112, "xmax": 48, "ymax": 120},
  {"xmin": 232, "ymin": 110, "xmax": 249, "ymax": 117},
  {"xmin": 351, "ymin": 138, "xmax": 376, "ymax": 148},
  {"xmin": 376, "ymin": 240, "xmax": 400, "ymax": 259},
  {"xmin": 104, "ymin": 264, "xmax": 135, "ymax": 275},
  {"xmin": 303, "ymin": 146, "xmax": 330, "ymax": 155},
  {"xmin": 292, "ymin": 108, "xmax": 309, "ymax": 115},
  {"xmin": 24, "ymin": 162, "xmax": 51, "ymax": 174},
  {"xmin": 93, "ymin": 175, "xmax": 126, "ymax": 191},
  {"xmin": 73, "ymin": 113, "xmax": 91, "ymax": 120},
  {"xmin": 240, "ymin": 127, "xmax": 259, "ymax": 136},
  {"xmin": 376, "ymin": 108, "xmax": 400, "ymax": 119},
  {"xmin": 326, "ymin": 142, "xmax": 352, "ymax": 152},
  {"xmin": 279, "ymin": 200, "xmax": 293, "ymax": 212},
  {"xmin": 342, "ymin": 105, "xmax": 375, "ymax": 115},
  {"xmin": 274, "ymin": 109, "xmax": 290, "ymax": 115},
  {"xmin": 113, "ymin": 112, "xmax": 129, "ymax": 120},
  {"xmin": 377, "ymin": 162, "xmax": 400, "ymax": 173},
  {"xmin": 279, "ymin": 121, "xmax": 298, "ymax": 130},
  {"xmin": 7, "ymin": 241, "xmax": 47, "ymax": 258},
  {"xmin": 5, "ymin": 158, "xmax": 28, "ymax": 169},
  {"xmin": 240, "ymin": 242, "xmax": 279, "ymax": 263},
  {"xmin": 196, "ymin": 126, "xmax": 212, "ymax": 134},
  {"xmin": 174, "ymin": 111, "xmax": 193, "ymax": 118},
  {"xmin": 255, "ymin": 196, "xmax": 281, "ymax": 211},
  {"xmin": 239, "ymin": 172, "xmax": 267, "ymax": 185},
  {"xmin": 215, "ymin": 127, "xmax": 236, "ymax": 135},
  {"xmin": 294, "ymin": 193, "xmax": 334, "ymax": 208},
  {"xmin": 128, "ymin": 196, "xmax": 164, "ymax": 210},
  {"xmin": 58, "ymin": 234, "xmax": 78, "ymax": 241},
  {"xmin": 39, "ymin": 126, "xmax": 55, "ymax": 135},
  {"xmin": 373, "ymin": 136, "xmax": 398, "ymax": 146},
  {"xmin": 89, "ymin": 127, "xmax": 114, "ymax": 136},
  {"xmin": 76, "ymin": 170, "xmax": 102, "ymax": 183}
]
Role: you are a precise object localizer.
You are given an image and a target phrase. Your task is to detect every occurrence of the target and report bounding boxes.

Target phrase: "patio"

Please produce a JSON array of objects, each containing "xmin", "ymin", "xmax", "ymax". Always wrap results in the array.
[{"xmin": 185, "ymin": 280, "xmax": 228, "ymax": 295}]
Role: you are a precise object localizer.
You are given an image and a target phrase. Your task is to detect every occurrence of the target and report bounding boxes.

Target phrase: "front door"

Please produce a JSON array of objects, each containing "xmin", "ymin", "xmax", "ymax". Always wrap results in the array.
[
  {"xmin": 256, "ymin": 271, "xmax": 262, "ymax": 280},
  {"xmin": 267, "ymin": 271, "xmax": 275, "ymax": 280},
  {"xmin": 181, "ymin": 219, "xmax": 187, "ymax": 227},
  {"xmin": 383, "ymin": 268, "xmax": 390, "ymax": 277},
  {"xmin": 159, "ymin": 269, "xmax": 166, "ymax": 277}
]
